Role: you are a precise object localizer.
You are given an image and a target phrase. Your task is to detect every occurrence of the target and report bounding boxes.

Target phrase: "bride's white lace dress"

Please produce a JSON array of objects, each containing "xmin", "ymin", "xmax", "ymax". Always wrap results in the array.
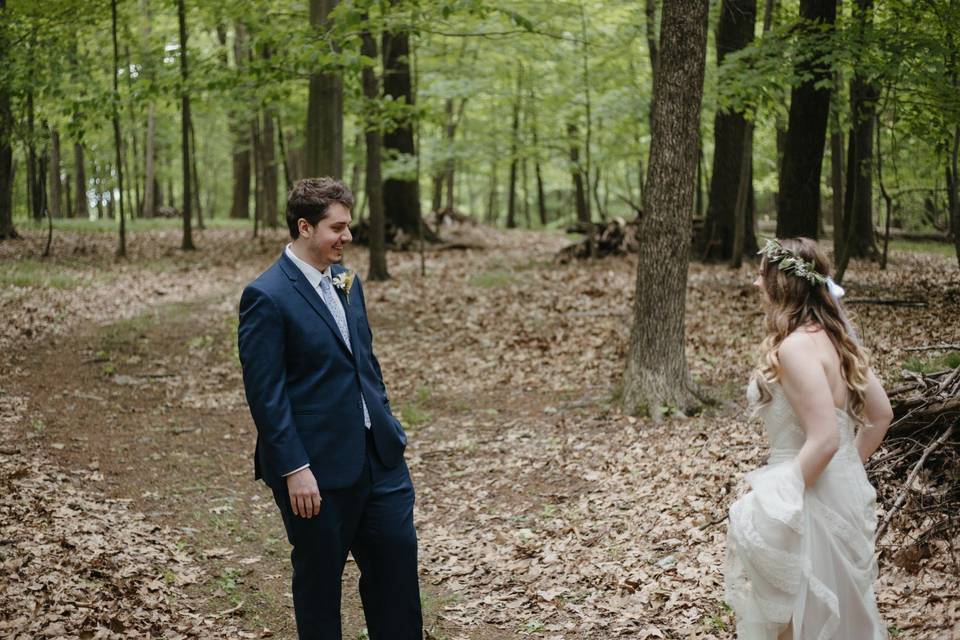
[{"xmin": 725, "ymin": 380, "xmax": 886, "ymax": 639}]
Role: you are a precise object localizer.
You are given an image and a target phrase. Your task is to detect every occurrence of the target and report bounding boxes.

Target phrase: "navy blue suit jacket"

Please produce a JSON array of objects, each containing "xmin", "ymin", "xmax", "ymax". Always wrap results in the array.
[{"xmin": 238, "ymin": 252, "xmax": 407, "ymax": 490}]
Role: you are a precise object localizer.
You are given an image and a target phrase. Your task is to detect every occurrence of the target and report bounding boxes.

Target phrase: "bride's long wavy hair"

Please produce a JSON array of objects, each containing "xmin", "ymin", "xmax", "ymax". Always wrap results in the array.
[{"xmin": 753, "ymin": 237, "xmax": 871, "ymax": 425}]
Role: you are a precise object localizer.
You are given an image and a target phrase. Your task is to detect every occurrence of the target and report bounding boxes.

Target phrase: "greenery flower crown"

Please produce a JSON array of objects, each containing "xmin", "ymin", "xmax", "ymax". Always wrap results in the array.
[{"xmin": 757, "ymin": 239, "xmax": 828, "ymax": 286}]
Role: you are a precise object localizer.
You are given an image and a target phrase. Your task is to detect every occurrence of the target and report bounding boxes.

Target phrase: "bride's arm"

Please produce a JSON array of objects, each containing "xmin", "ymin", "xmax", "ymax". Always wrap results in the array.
[
  {"xmin": 778, "ymin": 334, "xmax": 840, "ymax": 488},
  {"xmin": 854, "ymin": 370, "xmax": 893, "ymax": 463}
]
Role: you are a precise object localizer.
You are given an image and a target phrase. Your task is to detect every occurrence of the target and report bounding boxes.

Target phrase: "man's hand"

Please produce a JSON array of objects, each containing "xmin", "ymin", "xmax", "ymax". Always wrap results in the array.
[{"xmin": 286, "ymin": 468, "xmax": 321, "ymax": 518}]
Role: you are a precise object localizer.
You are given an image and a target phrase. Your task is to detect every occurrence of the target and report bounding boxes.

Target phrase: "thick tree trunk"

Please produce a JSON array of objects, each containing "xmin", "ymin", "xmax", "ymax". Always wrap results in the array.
[
  {"xmin": 177, "ymin": 0, "xmax": 194, "ymax": 250},
  {"xmin": 49, "ymin": 128, "xmax": 62, "ymax": 218},
  {"xmin": 841, "ymin": 73, "xmax": 877, "ymax": 259},
  {"xmin": 623, "ymin": 0, "xmax": 708, "ymax": 417},
  {"xmin": 223, "ymin": 23, "xmax": 250, "ymax": 220},
  {"xmin": 702, "ymin": 0, "xmax": 757, "ymax": 261},
  {"xmin": 506, "ymin": 65, "xmax": 522, "ymax": 229},
  {"xmin": 830, "ymin": 73, "xmax": 844, "ymax": 257},
  {"xmin": 529, "ymin": 95, "xmax": 548, "ymax": 225},
  {"xmin": 486, "ymin": 161, "xmax": 498, "ymax": 225},
  {"xmin": 306, "ymin": 0, "xmax": 343, "ymax": 178},
  {"xmin": 74, "ymin": 143, "xmax": 88, "ymax": 218},
  {"xmin": 361, "ymin": 21, "xmax": 389, "ymax": 281},
  {"xmin": 261, "ymin": 109, "xmax": 279, "ymax": 228},
  {"xmin": 569, "ymin": 123, "xmax": 589, "ymax": 223},
  {"xmin": 189, "ymin": 118, "xmax": 203, "ymax": 228},
  {"xmin": 112, "ymin": 0, "xmax": 127, "ymax": 257},
  {"xmin": 382, "ymin": 17, "xmax": 429, "ymax": 239},
  {"xmin": 142, "ymin": 104, "xmax": 156, "ymax": 216},
  {"xmin": 776, "ymin": 0, "xmax": 837, "ymax": 239},
  {"xmin": 838, "ymin": 0, "xmax": 878, "ymax": 264},
  {"xmin": 0, "ymin": 51, "xmax": 13, "ymax": 238},
  {"xmin": 27, "ymin": 91, "xmax": 42, "ymax": 221}
]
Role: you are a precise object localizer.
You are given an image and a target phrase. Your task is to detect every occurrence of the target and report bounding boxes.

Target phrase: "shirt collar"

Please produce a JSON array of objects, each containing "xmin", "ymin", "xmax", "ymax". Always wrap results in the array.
[{"xmin": 285, "ymin": 244, "xmax": 331, "ymax": 290}]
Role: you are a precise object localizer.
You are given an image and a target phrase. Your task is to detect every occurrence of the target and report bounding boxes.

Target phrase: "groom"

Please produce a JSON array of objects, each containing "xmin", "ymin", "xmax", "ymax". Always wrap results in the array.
[{"xmin": 237, "ymin": 177, "xmax": 422, "ymax": 640}]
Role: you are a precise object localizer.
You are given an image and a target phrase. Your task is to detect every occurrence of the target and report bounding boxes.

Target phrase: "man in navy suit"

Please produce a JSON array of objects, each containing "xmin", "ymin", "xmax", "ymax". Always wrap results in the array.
[{"xmin": 238, "ymin": 177, "xmax": 422, "ymax": 640}]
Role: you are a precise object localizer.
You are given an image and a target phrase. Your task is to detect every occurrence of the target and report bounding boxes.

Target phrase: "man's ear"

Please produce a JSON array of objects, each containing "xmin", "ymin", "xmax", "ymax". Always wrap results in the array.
[{"xmin": 298, "ymin": 218, "xmax": 311, "ymax": 237}]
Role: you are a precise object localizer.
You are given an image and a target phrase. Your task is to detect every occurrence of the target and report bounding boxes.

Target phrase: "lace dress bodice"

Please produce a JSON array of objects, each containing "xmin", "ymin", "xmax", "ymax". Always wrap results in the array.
[{"xmin": 746, "ymin": 378, "xmax": 858, "ymax": 462}]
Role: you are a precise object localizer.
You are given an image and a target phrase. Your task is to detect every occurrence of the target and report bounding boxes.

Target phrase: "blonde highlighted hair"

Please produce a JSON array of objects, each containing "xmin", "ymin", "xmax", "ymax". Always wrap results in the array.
[{"xmin": 753, "ymin": 237, "xmax": 871, "ymax": 425}]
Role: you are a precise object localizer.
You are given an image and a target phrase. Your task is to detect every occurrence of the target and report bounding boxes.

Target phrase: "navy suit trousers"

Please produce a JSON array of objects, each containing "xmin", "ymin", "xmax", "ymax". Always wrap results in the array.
[{"xmin": 271, "ymin": 431, "xmax": 423, "ymax": 640}]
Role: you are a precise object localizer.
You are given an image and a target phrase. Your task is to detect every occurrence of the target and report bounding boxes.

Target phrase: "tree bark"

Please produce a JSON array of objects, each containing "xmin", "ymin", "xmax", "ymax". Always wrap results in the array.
[
  {"xmin": 0, "ymin": 0, "xmax": 14, "ymax": 241},
  {"xmin": 112, "ymin": 0, "xmax": 127, "ymax": 257},
  {"xmin": 529, "ymin": 89, "xmax": 548, "ymax": 225},
  {"xmin": 139, "ymin": 0, "xmax": 155, "ymax": 217},
  {"xmin": 382, "ymin": 13, "xmax": 428, "ymax": 238},
  {"xmin": 623, "ymin": 0, "xmax": 709, "ymax": 417},
  {"xmin": 74, "ymin": 143, "xmax": 88, "ymax": 218},
  {"xmin": 830, "ymin": 73, "xmax": 844, "ymax": 257},
  {"xmin": 261, "ymin": 109, "xmax": 279, "ymax": 228},
  {"xmin": 189, "ymin": 117, "xmax": 203, "ymax": 229},
  {"xmin": 645, "ymin": 0, "xmax": 659, "ymax": 130},
  {"xmin": 702, "ymin": 0, "xmax": 757, "ymax": 261},
  {"xmin": 222, "ymin": 23, "xmax": 250, "ymax": 220},
  {"xmin": 506, "ymin": 65, "xmax": 523, "ymax": 229},
  {"xmin": 776, "ymin": 0, "xmax": 837, "ymax": 239},
  {"xmin": 569, "ymin": 123, "xmax": 589, "ymax": 223},
  {"xmin": 49, "ymin": 128, "xmax": 62, "ymax": 218},
  {"xmin": 177, "ymin": 0, "xmax": 194, "ymax": 250},
  {"xmin": 360, "ymin": 20, "xmax": 389, "ymax": 281},
  {"xmin": 306, "ymin": 0, "xmax": 343, "ymax": 178}
]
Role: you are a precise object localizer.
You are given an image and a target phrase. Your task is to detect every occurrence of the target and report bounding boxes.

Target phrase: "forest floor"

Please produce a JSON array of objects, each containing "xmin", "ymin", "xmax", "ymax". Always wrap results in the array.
[{"xmin": 1, "ymin": 223, "xmax": 958, "ymax": 639}]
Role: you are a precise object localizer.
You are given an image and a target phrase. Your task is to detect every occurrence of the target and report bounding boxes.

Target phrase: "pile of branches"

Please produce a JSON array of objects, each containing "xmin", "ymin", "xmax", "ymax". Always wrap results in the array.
[
  {"xmin": 867, "ymin": 363, "xmax": 960, "ymax": 568},
  {"xmin": 556, "ymin": 217, "xmax": 642, "ymax": 262}
]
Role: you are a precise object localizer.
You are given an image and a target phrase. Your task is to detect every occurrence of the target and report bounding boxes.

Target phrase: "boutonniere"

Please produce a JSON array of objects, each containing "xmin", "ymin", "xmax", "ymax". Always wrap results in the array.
[{"xmin": 332, "ymin": 270, "xmax": 356, "ymax": 304}]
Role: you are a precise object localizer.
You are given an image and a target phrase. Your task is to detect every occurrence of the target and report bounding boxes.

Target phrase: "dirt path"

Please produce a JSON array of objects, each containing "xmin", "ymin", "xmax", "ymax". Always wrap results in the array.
[{"xmin": 4, "ymin": 227, "xmax": 959, "ymax": 639}]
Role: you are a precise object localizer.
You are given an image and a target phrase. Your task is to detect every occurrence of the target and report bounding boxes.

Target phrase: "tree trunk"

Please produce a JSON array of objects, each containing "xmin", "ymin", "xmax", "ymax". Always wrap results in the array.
[
  {"xmin": 0, "ymin": 9, "xmax": 14, "ymax": 241},
  {"xmin": 776, "ymin": 0, "xmax": 837, "ymax": 239},
  {"xmin": 360, "ymin": 20, "xmax": 389, "ymax": 281},
  {"xmin": 569, "ymin": 123, "xmax": 589, "ymax": 223},
  {"xmin": 623, "ymin": 0, "xmax": 709, "ymax": 417},
  {"xmin": 261, "ymin": 109, "xmax": 279, "ymax": 228},
  {"xmin": 835, "ymin": 0, "xmax": 879, "ymax": 281},
  {"xmin": 189, "ymin": 117, "xmax": 203, "ymax": 229},
  {"xmin": 112, "ymin": 0, "xmax": 127, "ymax": 257},
  {"xmin": 277, "ymin": 113, "xmax": 293, "ymax": 192},
  {"xmin": 382, "ymin": 13, "xmax": 429, "ymax": 239},
  {"xmin": 830, "ymin": 72, "xmax": 844, "ymax": 258},
  {"xmin": 702, "ymin": 0, "xmax": 757, "ymax": 261},
  {"xmin": 177, "ymin": 0, "xmax": 194, "ymax": 250},
  {"xmin": 224, "ymin": 23, "xmax": 250, "ymax": 220},
  {"xmin": 431, "ymin": 172, "xmax": 443, "ymax": 213},
  {"xmin": 306, "ymin": 0, "xmax": 343, "ymax": 178},
  {"xmin": 506, "ymin": 65, "xmax": 523, "ymax": 229},
  {"xmin": 645, "ymin": 0, "xmax": 659, "ymax": 130},
  {"xmin": 74, "ymin": 143, "xmax": 87, "ymax": 218},
  {"xmin": 27, "ymin": 90, "xmax": 42, "ymax": 221},
  {"xmin": 64, "ymin": 167, "xmax": 73, "ymax": 219},
  {"xmin": 124, "ymin": 46, "xmax": 140, "ymax": 220},
  {"xmin": 486, "ymin": 161, "xmax": 498, "ymax": 225},
  {"xmin": 530, "ymin": 93, "xmax": 548, "ymax": 225},
  {"xmin": 49, "ymin": 128, "xmax": 62, "ymax": 218}
]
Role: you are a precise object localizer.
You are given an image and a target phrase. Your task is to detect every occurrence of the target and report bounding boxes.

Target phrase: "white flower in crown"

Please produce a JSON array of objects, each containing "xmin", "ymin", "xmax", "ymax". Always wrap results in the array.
[{"xmin": 332, "ymin": 270, "xmax": 356, "ymax": 304}]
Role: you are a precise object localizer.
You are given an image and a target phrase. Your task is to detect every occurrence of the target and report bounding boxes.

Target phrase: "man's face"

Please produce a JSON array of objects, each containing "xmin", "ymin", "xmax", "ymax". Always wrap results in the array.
[{"xmin": 298, "ymin": 202, "xmax": 353, "ymax": 269}]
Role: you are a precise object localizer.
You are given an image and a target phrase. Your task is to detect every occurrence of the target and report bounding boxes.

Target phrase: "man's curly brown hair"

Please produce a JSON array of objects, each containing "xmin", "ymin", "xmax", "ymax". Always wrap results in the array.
[{"xmin": 286, "ymin": 177, "xmax": 355, "ymax": 239}]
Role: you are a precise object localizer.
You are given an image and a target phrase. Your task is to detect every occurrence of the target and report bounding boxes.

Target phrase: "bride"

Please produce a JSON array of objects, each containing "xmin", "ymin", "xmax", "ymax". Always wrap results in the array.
[{"xmin": 725, "ymin": 237, "xmax": 894, "ymax": 639}]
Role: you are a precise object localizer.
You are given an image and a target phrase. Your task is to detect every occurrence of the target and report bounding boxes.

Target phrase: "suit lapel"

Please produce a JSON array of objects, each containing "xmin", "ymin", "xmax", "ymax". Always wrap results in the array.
[{"xmin": 280, "ymin": 253, "xmax": 351, "ymax": 353}]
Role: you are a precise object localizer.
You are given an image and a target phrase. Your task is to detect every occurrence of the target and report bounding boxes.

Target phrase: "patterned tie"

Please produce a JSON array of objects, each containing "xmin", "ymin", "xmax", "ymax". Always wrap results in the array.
[{"xmin": 319, "ymin": 275, "xmax": 371, "ymax": 429}]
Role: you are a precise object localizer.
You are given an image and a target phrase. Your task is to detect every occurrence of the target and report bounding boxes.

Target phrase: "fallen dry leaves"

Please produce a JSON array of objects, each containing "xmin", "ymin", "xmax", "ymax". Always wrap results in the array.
[{"xmin": 1, "ymin": 225, "xmax": 958, "ymax": 638}]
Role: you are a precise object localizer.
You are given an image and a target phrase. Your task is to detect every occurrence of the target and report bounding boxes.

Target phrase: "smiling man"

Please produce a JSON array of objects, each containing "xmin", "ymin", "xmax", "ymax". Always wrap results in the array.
[{"xmin": 237, "ymin": 177, "xmax": 422, "ymax": 640}]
